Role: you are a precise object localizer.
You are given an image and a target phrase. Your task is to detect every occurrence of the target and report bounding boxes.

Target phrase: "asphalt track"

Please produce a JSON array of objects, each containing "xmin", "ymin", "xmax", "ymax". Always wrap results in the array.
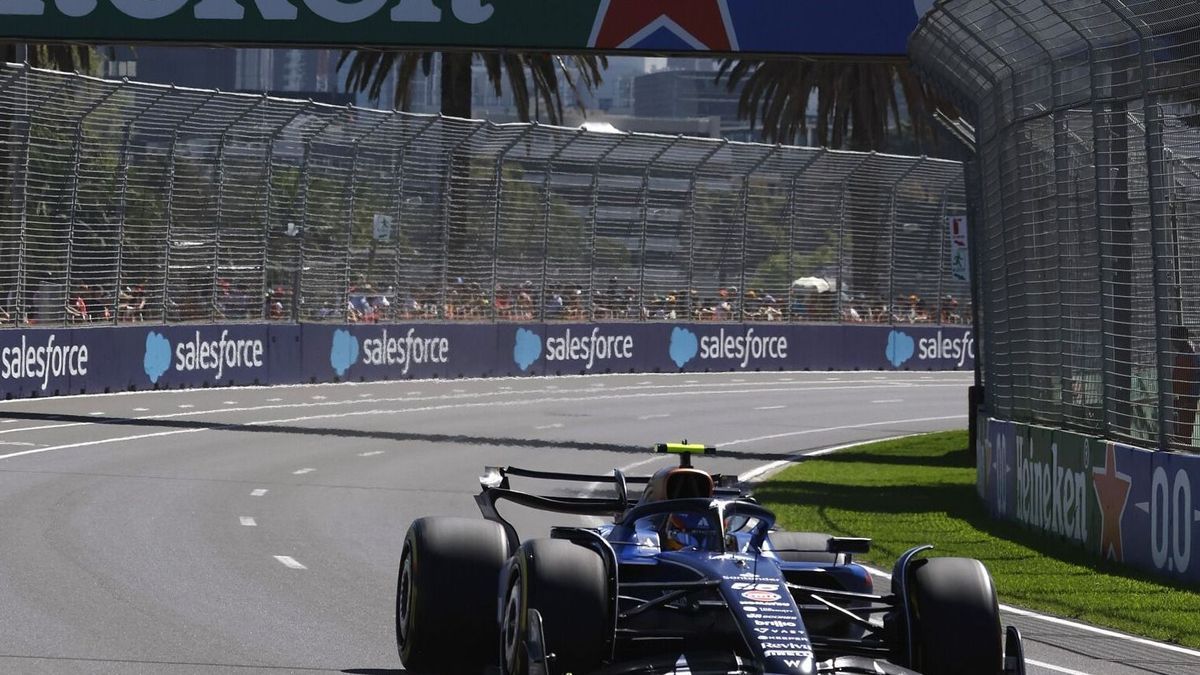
[{"xmin": 0, "ymin": 371, "xmax": 1194, "ymax": 674}]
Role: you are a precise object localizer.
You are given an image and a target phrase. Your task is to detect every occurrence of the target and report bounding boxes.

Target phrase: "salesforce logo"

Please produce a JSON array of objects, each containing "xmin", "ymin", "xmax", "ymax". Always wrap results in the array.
[
  {"xmin": 144, "ymin": 332, "xmax": 171, "ymax": 383},
  {"xmin": 142, "ymin": 330, "xmax": 266, "ymax": 383},
  {"xmin": 543, "ymin": 327, "xmax": 634, "ymax": 370},
  {"xmin": 330, "ymin": 329, "xmax": 359, "ymax": 377},
  {"xmin": 670, "ymin": 327, "xmax": 788, "ymax": 369},
  {"xmin": 886, "ymin": 330, "xmax": 916, "ymax": 367},
  {"xmin": 357, "ymin": 328, "xmax": 450, "ymax": 375},
  {"xmin": 886, "ymin": 330, "xmax": 974, "ymax": 368},
  {"xmin": 669, "ymin": 327, "xmax": 699, "ymax": 368},
  {"xmin": 513, "ymin": 328, "xmax": 542, "ymax": 372}
]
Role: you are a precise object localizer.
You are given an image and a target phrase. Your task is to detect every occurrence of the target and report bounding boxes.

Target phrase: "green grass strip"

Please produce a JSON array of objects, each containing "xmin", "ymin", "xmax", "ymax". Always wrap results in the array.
[{"xmin": 754, "ymin": 430, "xmax": 1200, "ymax": 648}]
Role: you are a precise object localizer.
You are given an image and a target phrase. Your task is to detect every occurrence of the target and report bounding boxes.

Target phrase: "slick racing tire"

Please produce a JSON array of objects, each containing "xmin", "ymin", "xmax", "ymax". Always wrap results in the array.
[
  {"xmin": 397, "ymin": 517, "xmax": 510, "ymax": 675},
  {"xmin": 500, "ymin": 538, "xmax": 609, "ymax": 675},
  {"xmin": 769, "ymin": 531, "xmax": 839, "ymax": 564},
  {"xmin": 908, "ymin": 557, "xmax": 1003, "ymax": 675}
]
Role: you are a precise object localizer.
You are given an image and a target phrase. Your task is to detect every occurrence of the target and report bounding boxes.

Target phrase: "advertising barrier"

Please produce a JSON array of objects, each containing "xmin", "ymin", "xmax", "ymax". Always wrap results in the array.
[
  {"xmin": 0, "ymin": 322, "xmax": 972, "ymax": 397},
  {"xmin": 979, "ymin": 417, "xmax": 1200, "ymax": 585}
]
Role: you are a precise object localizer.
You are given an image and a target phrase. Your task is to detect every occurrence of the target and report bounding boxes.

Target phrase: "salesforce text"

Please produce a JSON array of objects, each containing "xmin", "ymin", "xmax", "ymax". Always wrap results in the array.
[
  {"xmin": 361, "ymin": 328, "xmax": 450, "ymax": 375},
  {"xmin": 0, "ymin": 334, "xmax": 88, "ymax": 390},
  {"xmin": 699, "ymin": 328, "xmax": 788, "ymax": 367},
  {"xmin": 917, "ymin": 330, "xmax": 974, "ymax": 368},
  {"xmin": 175, "ymin": 330, "xmax": 264, "ymax": 380},
  {"xmin": 546, "ymin": 328, "xmax": 633, "ymax": 370}
]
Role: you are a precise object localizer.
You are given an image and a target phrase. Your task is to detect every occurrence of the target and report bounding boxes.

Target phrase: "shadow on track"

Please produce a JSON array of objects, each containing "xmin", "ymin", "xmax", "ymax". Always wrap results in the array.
[{"xmin": 0, "ymin": 410, "xmax": 796, "ymax": 462}]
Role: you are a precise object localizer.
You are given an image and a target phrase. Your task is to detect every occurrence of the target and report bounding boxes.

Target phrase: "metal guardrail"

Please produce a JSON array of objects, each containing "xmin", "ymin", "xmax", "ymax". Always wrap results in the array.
[
  {"xmin": 911, "ymin": 0, "xmax": 1200, "ymax": 450},
  {"xmin": 0, "ymin": 63, "xmax": 968, "ymax": 331}
]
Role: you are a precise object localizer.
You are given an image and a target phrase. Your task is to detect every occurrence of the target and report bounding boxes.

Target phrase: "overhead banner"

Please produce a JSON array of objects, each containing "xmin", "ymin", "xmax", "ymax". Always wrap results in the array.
[{"xmin": 0, "ymin": 1, "xmax": 930, "ymax": 56}]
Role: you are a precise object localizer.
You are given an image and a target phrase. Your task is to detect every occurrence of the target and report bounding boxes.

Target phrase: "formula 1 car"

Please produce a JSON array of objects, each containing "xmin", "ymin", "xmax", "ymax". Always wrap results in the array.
[{"xmin": 395, "ymin": 443, "xmax": 1027, "ymax": 675}]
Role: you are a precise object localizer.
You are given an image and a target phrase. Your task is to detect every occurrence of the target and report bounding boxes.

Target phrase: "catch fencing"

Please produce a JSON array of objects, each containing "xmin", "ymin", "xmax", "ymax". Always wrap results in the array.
[
  {"xmin": 0, "ymin": 62, "xmax": 968, "ymax": 331},
  {"xmin": 911, "ymin": 0, "xmax": 1200, "ymax": 451}
]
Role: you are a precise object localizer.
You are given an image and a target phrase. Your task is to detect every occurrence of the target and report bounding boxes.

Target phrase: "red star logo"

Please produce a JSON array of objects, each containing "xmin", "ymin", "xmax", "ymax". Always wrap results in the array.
[
  {"xmin": 589, "ymin": 0, "xmax": 737, "ymax": 51},
  {"xmin": 1092, "ymin": 443, "xmax": 1131, "ymax": 561}
]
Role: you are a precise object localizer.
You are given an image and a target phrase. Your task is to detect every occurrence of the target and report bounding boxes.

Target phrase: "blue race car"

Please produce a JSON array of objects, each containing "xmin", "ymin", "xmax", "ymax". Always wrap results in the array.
[{"xmin": 396, "ymin": 443, "xmax": 1026, "ymax": 675}]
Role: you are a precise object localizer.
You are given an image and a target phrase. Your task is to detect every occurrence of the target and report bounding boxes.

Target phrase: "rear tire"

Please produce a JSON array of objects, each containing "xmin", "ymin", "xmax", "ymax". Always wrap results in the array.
[
  {"xmin": 909, "ymin": 557, "xmax": 1003, "ymax": 675},
  {"xmin": 397, "ymin": 517, "xmax": 510, "ymax": 675},
  {"xmin": 500, "ymin": 538, "xmax": 609, "ymax": 675},
  {"xmin": 770, "ymin": 531, "xmax": 839, "ymax": 564}
]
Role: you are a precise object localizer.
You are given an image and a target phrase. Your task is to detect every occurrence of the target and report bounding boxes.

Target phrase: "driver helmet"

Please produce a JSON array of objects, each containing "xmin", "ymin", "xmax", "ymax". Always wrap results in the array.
[{"xmin": 662, "ymin": 512, "xmax": 721, "ymax": 551}]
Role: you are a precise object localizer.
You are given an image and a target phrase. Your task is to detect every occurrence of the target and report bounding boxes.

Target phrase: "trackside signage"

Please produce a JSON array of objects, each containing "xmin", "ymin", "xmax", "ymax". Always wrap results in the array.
[
  {"xmin": 0, "ymin": 322, "xmax": 970, "ymax": 399},
  {"xmin": 0, "ymin": 1, "xmax": 930, "ymax": 56},
  {"xmin": 979, "ymin": 417, "xmax": 1200, "ymax": 585}
]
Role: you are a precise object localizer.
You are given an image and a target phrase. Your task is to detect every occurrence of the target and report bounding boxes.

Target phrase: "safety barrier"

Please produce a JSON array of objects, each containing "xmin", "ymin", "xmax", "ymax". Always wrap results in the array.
[
  {"xmin": 978, "ymin": 415, "xmax": 1200, "ymax": 585},
  {"xmin": 0, "ymin": 322, "xmax": 973, "ymax": 398}
]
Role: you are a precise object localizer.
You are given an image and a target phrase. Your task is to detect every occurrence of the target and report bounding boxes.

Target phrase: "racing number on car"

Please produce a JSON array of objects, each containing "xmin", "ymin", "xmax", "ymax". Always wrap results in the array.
[{"xmin": 1151, "ymin": 466, "xmax": 1193, "ymax": 574}]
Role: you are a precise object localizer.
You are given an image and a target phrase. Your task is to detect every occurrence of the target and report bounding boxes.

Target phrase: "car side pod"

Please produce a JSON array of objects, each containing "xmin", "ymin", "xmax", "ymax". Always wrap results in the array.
[{"xmin": 1004, "ymin": 626, "xmax": 1027, "ymax": 675}]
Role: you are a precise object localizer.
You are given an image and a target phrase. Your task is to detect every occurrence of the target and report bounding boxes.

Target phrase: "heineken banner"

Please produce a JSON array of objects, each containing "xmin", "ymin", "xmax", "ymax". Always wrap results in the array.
[
  {"xmin": 979, "ymin": 418, "xmax": 1200, "ymax": 585},
  {"xmin": 0, "ymin": 0, "xmax": 931, "ymax": 56}
]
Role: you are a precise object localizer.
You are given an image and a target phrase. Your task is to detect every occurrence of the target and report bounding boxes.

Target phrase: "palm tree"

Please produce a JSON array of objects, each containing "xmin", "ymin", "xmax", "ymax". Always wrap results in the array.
[
  {"xmin": 339, "ymin": 50, "xmax": 606, "ymax": 122},
  {"xmin": 716, "ymin": 57, "xmax": 951, "ymax": 152}
]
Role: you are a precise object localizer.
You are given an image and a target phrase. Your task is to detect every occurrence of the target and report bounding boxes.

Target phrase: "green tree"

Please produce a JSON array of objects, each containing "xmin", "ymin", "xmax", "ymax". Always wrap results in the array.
[{"xmin": 338, "ymin": 51, "xmax": 606, "ymax": 122}]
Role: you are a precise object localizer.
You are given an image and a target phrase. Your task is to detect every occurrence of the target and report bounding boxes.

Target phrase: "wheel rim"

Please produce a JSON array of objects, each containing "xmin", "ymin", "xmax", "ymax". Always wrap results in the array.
[
  {"xmin": 501, "ymin": 576, "xmax": 522, "ymax": 673},
  {"xmin": 397, "ymin": 549, "xmax": 414, "ymax": 645}
]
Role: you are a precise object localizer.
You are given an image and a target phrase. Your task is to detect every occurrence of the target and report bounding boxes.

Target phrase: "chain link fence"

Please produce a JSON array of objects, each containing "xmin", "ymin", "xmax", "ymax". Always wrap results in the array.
[
  {"xmin": 911, "ymin": 0, "xmax": 1200, "ymax": 450},
  {"xmin": 0, "ymin": 63, "xmax": 968, "ymax": 333}
]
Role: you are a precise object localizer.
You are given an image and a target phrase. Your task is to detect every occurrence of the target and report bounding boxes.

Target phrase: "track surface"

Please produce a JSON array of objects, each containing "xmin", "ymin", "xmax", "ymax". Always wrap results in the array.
[{"xmin": 0, "ymin": 371, "xmax": 1192, "ymax": 674}]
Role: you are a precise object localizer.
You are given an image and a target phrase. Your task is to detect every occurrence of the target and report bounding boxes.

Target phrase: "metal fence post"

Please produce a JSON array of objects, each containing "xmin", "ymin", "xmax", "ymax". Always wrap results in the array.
[
  {"xmin": 65, "ymin": 78, "xmax": 123, "ymax": 320},
  {"xmin": 587, "ymin": 133, "xmax": 630, "ymax": 320},
  {"xmin": 113, "ymin": 87, "xmax": 168, "ymax": 323},
  {"xmin": 490, "ymin": 124, "xmax": 534, "ymax": 321},
  {"xmin": 13, "ymin": 70, "xmax": 71, "ymax": 324},
  {"xmin": 737, "ymin": 145, "xmax": 779, "ymax": 320},
  {"xmin": 834, "ymin": 152, "xmax": 874, "ymax": 323},
  {"xmin": 784, "ymin": 149, "xmax": 826, "ymax": 323},
  {"xmin": 211, "ymin": 95, "xmax": 265, "ymax": 322},
  {"xmin": 392, "ymin": 115, "xmax": 440, "ymax": 302},
  {"xmin": 162, "ymin": 90, "xmax": 217, "ymax": 323},
  {"xmin": 886, "ymin": 156, "xmax": 926, "ymax": 322},
  {"xmin": 442, "ymin": 122, "xmax": 486, "ymax": 319},
  {"xmin": 341, "ymin": 109, "xmax": 392, "ymax": 322},
  {"xmin": 292, "ymin": 106, "xmax": 338, "ymax": 322},
  {"xmin": 685, "ymin": 140, "xmax": 727, "ymax": 321},
  {"xmin": 258, "ymin": 101, "xmax": 309, "ymax": 320},
  {"xmin": 637, "ymin": 136, "xmax": 680, "ymax": 321},
  {"xmin": 538, "ymin": 128, "xmax": 584, "ymax": 321}
]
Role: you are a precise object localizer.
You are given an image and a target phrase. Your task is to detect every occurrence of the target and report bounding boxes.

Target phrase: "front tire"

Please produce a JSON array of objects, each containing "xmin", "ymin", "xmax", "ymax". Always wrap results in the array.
[
  {"xmin": 397, "ymin": 517, "xmax": 510, "ymax": 675},
  {"xmin": 908, "ymin": 557, "xmax": 1003, "ymax": 675},
  {"xmin": 500, "ymin": 538, "xmax": 609, "ymax": 675}
]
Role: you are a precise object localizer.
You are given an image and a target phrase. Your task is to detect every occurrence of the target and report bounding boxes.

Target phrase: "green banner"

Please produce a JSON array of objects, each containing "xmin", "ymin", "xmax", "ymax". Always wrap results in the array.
[{"xmin": 1013, "ymin": 425, "xmax": 1096, "ymax": 550}]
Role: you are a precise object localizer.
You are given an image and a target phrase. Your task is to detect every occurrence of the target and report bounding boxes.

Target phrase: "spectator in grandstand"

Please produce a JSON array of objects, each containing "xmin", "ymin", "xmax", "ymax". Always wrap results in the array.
[{"xmin": 1169, "ymin": 325, "xmax": 1200, "ymax": 449}]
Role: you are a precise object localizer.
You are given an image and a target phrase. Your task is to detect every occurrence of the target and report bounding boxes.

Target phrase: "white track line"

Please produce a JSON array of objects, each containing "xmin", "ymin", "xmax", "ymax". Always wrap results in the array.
[
  {"xmin": 273, "ymin": 556, "xmax": 306, "ymax": 569},
  {"xmin": 239, "ymin": 517, "xmax": 257, "ymax": 527},
  {"xmin": 871, "ymin": 399, "xmax": 903, "ymax": 404},
  {"xmin": 0, "ymin": 381, "xmax": 967, "ymax": 439},
  {"xmin": 250, "ymin": 489, "xmax": 268, "ymax": 497},
  {"xmin": 535, "ymin": 423, "xmax": 564, "ymax": 430},
  {"xmin": 637, "ymin": 413, "xmax": 671, "ymax": 420},
  {"xmin": 292, "ymin": 468, "xmax": 315, "ymax": 475},
  {"xmin": 1025, "ymin": 660, "xmax": 1089, "ymax": 675},
  {"xmin": 358, "ymin": 450, "xmax": 385, "ymax": 457},
  {"xmin": 754, "ymin": 405, "xmax": 785, "ymax": 411}
]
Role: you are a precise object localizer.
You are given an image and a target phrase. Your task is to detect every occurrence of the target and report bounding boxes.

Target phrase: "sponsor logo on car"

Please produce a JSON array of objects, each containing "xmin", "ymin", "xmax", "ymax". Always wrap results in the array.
[
  {"xmin": 740, "ymin": 590, "xmax": 782, "ymax": 603},
  {"xmin": 0, "ymin": 333, "xmax": 88, "ymax": 390}
]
